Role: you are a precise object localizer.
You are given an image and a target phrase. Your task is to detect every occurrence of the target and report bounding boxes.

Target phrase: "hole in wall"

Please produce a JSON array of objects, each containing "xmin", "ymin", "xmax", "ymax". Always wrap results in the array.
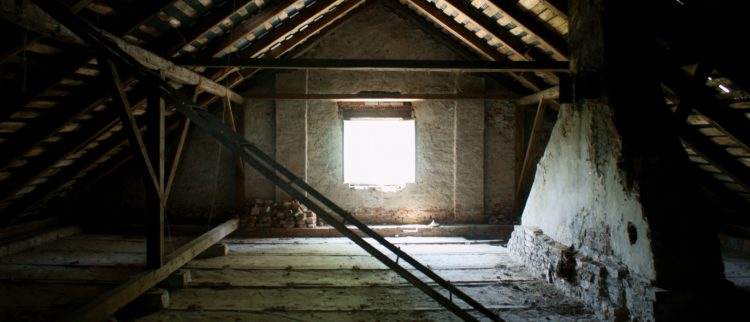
[{"xmin": 627, "ymin": 222, "xmax": 638, "ymax": 245}]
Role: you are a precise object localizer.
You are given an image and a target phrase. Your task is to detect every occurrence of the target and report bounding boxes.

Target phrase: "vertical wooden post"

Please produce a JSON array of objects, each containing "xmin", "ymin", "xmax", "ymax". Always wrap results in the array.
[
  {"xmin": 146, "ymin": 83, "xmax": 165, "ymax": 268},
  {"xmin": 516, "ymin": 98, "xmax": 547, "ymax": 210},
  {"xmin": 514, "ymin": 104, "xmax": 525, "ymax": 214},
  {"xmin": 224, "ymin": 98, "xmax": 246, "ymax": 212}
]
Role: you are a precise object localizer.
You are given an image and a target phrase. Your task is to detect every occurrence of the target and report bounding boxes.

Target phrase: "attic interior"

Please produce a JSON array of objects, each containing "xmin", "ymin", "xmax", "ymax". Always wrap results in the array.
[{"xmin": 1, "ymin": 0, "xmax": 749, "ymax": 321}]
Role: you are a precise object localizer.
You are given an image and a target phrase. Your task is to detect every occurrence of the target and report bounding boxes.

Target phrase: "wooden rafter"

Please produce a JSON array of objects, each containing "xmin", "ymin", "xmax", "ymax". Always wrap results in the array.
[
  {"xmin": 439, "ymin": 0, "xmax": 549, "ymax": 62},
  {"xmin": 517, "ymin": 85, "xmax": 559, "ymax": 105},
  {"xmin": 241, "ymin": 92, "xmax": 518, "ymax": 100},
  {"xmin": 484, "ymin": 0, "xmax": 568, "ymax": 59},
  {"xmin": 197, "ymin": 0, "xmax": 302, "ymax": 58},
  {"xmin": 681, "ymin": 128, "xmax": 750, "ymax": 189},
  {"xmin": 97, "ymin": 0, "xmax": 176, "ymax": 36},
  {"xmin": 380, "ymin": 0, "xmax": 527, "ymax": 93},
  {"xmin": 0, "ymin": 0, "xmax": 243, "ymax": 103},
  {"xmin": 148, "ymin": 0, "xmax": 259, "ymax": 55},
  {"xmin": 663, "ymin": 68, "xmax": 750, "ymax": 150},
  {"xmin": 405, "ymin": 0, "xmax": 546, "ymax": 91},
  {"xmin": 537, "ymin": 0, "xmax": 568, "ymax": 20},
  {"xmin": 197, "ymin": 0, "xmax": 368, "ymax": 107},
  {"xmin": 175, "ymin": 57, "xmax": 569, "ymax": 72}
]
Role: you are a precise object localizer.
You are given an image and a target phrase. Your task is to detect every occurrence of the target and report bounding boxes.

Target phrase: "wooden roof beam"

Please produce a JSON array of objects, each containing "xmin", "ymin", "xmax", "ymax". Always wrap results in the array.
[
  {"xmin": 97, "ymin": 0, "xmax": 176, "ymax": 36},
  {"xmin": 681, "ymin": 129, "xmax": 750, "ymax": 190},
  {"xmin": 405, "ymin": 0, "xmax": 546, "ymax": 91},
  {"xmin": 196, "ymin": 0, "xmax": 366, "ymax": 107},
  {"xmin": 0, "ymin": 0, "xmax": 94, "ymax": 65},
  {"xmin": 538, "ymin": 0, "xmax": 567, "ymax": 20},
  {"xmin": 232, "ymin": 0, "xmax": 343, "ymax": 59},
  {"xmin": 148, "ymin": 0, "xmax": 258, "ymax": 55},
  {"xmin": 485, "ymin": 0, "xmax": 568, "ymax": 59},
  {"xmin": 240, "ymin": 92, "xmax": 518, "ymax": 100},
  {"xmin": 197, "ymin": 0, "xmax": 303, "ymax": 58},
  {"xmin": 380, "ymin": 0, "xmax": 528, "ymax": 93},
  {"xmin": 1, "ymin": 0, "xmax": 243, "ymax": 103},
  {"xmin": 517, "ymin": 85, "xmax": 559, "ymax": 105},
  {"xmin": 663, "ymin": 67, "xmax": 750, "ymax": 150},
  {"xmin": 438, "ymin": 0, "xmax": 550, "ymax": 62},
  {"xmin": 0, "ymin": 0, "xmax": 265, "ymax": 195},
  {"xmin": 174, "ymin": 57, "xmax": 570, "ymax": 72}
]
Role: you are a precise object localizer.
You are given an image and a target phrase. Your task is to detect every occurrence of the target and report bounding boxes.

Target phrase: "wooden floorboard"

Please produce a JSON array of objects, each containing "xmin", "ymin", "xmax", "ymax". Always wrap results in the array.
[
  {"xmin": 140, "ymin": 237, "xmax": 597, "ymax": 322},
  {"xmin": 0, "ymin": 235, "xmax": 598, "ymax": 322}
]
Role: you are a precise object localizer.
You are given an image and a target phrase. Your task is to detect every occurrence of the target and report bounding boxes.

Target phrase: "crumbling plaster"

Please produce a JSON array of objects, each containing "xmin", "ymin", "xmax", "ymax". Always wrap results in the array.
[{"xmin": 520, "ymin": 102, "xmax": 655, "ymax": 279}]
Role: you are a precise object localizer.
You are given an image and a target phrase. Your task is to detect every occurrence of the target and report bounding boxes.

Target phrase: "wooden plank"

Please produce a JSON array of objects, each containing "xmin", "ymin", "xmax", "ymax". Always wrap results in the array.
[
  {"xmin": 162, "ymin": 284, "xmax": 552, "ymax": 311},
  {"xmin": 1, "ymin": 117, "xmax": 181, "ymax": 218},
  {"xmin": 137, "ymin": 308, "xmax": 592, "ymax": 322},
  {"xmin": 65, "ymin": 218, "xmax": 239, "ymax": 322},
  {"xmin": 175, "ymin": 57, "xmax": 570, "ymax": 72},
  {"xmin": 381, "ymin": 0, "xmax": 530, "ymax": 94},
  {"xmin": 0, "ymin": 218, "xmax": 61, "ymax": 241},
  {"xmin": 230, "ymin": 0, "xmax": 341, "ymax": 59},
  {"xmin": 406, "ymin": 0, "xmax": 545, "ymax": 91},
  {"xmin": 486, "ymin": 0, "xmax": 568, "ymax": 58},
  {"xmin": 0, "ymin": 0, "xmax": 256, "ymax": 172},
  {"xmin": 98, "ymin": 32, "xmax": 244, "ymax": 103},
  {"xmin": 538, "ymin": 0, "xmax": 568, "ymax": 20},
  {"xmin": 225, "ymin": 242, "xmax": 508, "ymax": 256},
  {"xmin": 186, "ymin": 252, "xmax": 512, "ymax": 270},
  {"xmin": 517, "ymin": 85, "xmax": 559, "ymax": 105},
  {"xmin": 99, "ymin": 0, "xmax": 175, "ymax": 36},
  {"xmin": 0, "ymin": 0, "xmax": 95, "ymax": 110},
  {"xmin": 198, "ymin": 0, "xmax": 369, "ymax": 107},
  {"xmin": 227, "ymin": 236, "xmax": 504, "ymax": 244},
  {"xmin": 0, "ymin": 225, "xmax": 80, "ymax": 257},
  {"xmin": 0, "ymin": 50, "xmax": 92, "ymax": 123},
  {"xmin": 4, "ymin": 0, "xmax": 244, "ymax": 103},
  {"xmin": 148, "ymin": 0, "xmax": 257, "ymax": 54},
  {"xmin": 0, "ymin": 264, "xmax": 140, "ymax": 284},
  {"xmin": 197, "ymin": 0, "xmax": 301, "ymax": 58},
  {"xmin": 188, "ymin": 267, "xmax": 534, "ymax": 288},
  {"xmin": 441, "ymin": 0, "xmax": 550, "ymax": 62},
  {"xmin": 664, "ymin": 68, "xmax": 750, "ymax": 150},
  {"xmin": 681, "ymin": 130, "xmax": 750, "ymax": 190}
]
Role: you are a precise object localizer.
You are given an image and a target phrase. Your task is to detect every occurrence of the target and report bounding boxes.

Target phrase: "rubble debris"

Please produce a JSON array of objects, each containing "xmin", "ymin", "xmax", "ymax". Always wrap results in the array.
[{"xmin": 243, "ymin": 199, "xmax": 325, "ymax": 228}]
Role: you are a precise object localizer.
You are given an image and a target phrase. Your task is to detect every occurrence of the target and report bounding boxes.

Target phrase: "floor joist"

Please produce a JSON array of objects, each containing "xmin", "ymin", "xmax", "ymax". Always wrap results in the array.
[{"xmin": 65, "ymin": 218, "xmax": 239, "ymax": 322}]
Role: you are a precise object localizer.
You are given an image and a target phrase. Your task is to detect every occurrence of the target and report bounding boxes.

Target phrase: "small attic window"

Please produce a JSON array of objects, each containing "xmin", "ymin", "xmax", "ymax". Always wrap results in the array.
[{"xmin": 342, "ymin": 105, "xmax": 415, "ymax": 190}]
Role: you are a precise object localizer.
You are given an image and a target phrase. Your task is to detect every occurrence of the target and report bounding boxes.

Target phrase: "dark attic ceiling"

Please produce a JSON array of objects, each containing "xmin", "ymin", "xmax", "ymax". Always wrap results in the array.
[{"xmin": 0, "ymin": 0, "xmax": 748, "ymax": 228}]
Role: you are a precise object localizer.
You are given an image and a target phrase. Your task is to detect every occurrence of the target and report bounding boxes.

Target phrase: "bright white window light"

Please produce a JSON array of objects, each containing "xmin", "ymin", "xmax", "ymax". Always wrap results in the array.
[
  {"xmin": 719, "ymin": 84, "xmax": 731, "ymax": 93},
  {"xmin": 344, "ymin": 118, "xmax": 415, "ymax": 187}
]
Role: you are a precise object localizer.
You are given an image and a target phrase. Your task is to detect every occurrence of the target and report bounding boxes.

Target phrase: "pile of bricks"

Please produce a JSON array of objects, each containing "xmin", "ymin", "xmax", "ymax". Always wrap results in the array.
[{"xmin": 244, "ymin": 199, "xmax": 324, "ymax": 228}]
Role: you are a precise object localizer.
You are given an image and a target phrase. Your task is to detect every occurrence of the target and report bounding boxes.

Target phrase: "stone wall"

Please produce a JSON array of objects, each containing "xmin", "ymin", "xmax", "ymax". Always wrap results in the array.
[
  {"xmin": 274, "ymin": 70, "xmax": 495, "ymax": 224},
  {"xmin": 508, "ymin": 225, "xmax": 656, "ymax": 321}
]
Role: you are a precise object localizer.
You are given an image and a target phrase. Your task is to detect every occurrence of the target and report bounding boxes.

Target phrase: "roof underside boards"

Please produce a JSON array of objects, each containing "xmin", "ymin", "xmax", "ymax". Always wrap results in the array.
[{"xmin": 0, "ymin": 0, "xmax": 748, "ymax": 228}]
